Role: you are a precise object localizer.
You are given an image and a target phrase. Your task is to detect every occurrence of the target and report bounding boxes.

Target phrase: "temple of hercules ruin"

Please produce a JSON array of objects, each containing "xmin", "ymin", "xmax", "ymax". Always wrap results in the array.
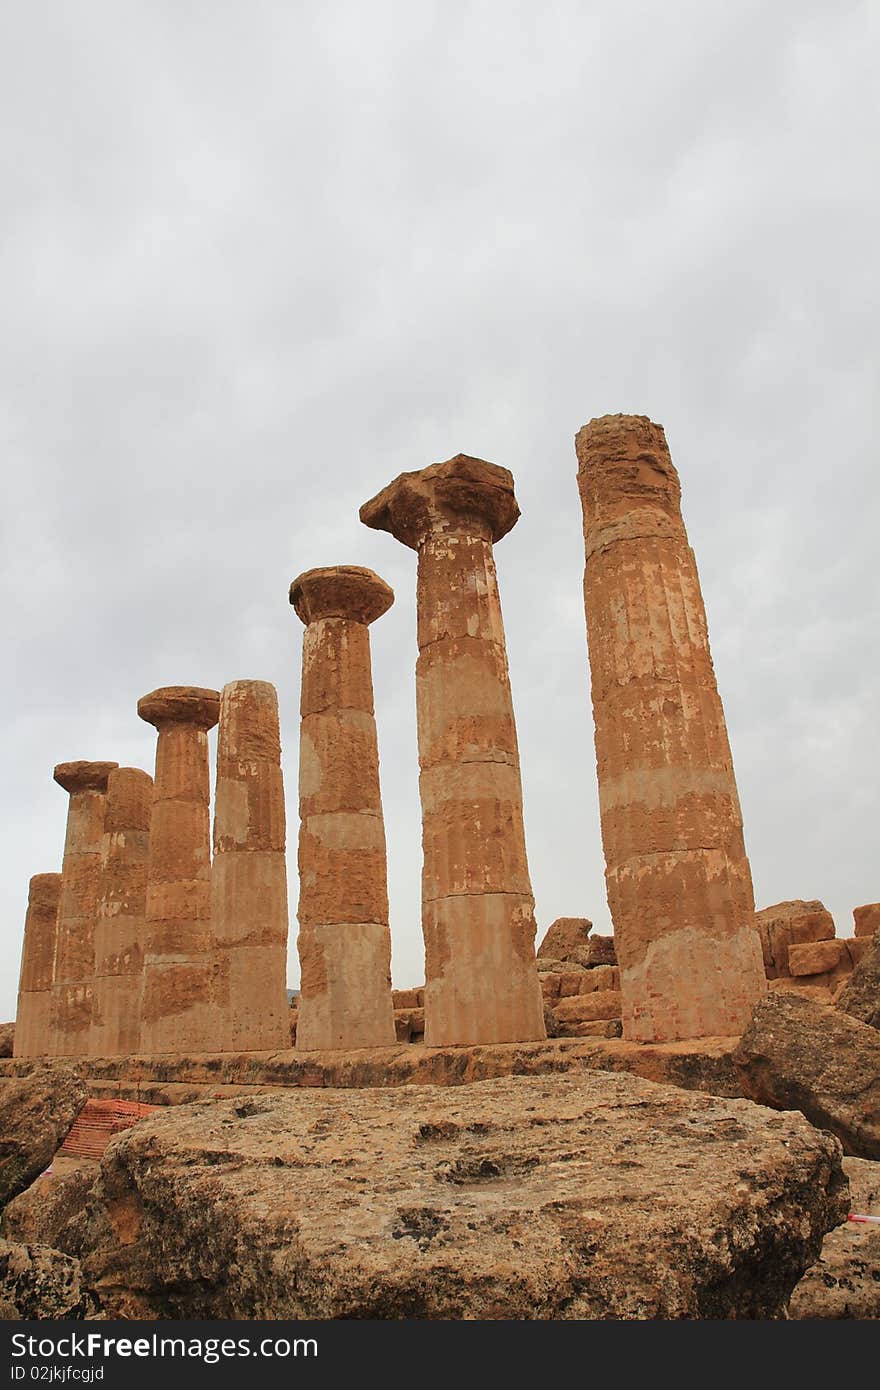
[
  {"xmin": 138, "ymin": 686, "xmax": 220, "ymax": 1054},
  {"xmin": 13, "ymin": 873, "xmax": 62, "ymax": 1058},
  {"xmin": 90, "ymin": 767, "xmax": 153, "ymax": 1057},
  {"xmin": 575, "ymin": 414, "xmax": 766, "ymax": 1042},
  {"xmin": 211, "ymin": 680, "xmax": 290, "ymax": 1051},
  {"xmin": 290, "ymin": 566, "xmax": 396, "ymax": 1050},
  {"xmin": 361, "ymin": 455, "xmax": 546, "ymax": 1047},
  {"xmin": 49, "ymin": 760, "xmax": 118, "ymax": 1056}
]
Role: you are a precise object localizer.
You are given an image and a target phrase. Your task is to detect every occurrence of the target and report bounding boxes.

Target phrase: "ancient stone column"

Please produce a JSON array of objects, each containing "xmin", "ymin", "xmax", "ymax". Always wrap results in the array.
[
  {"xmin": 290, "ymin": 566, "xmax": 397, "ymax": 1050},
  {"xmin": 361, "ymin": 456, "xmax": 546, "ymax": 1046},
  {"xmin": 14, "ymin": 873, "xmax": 62, "ymax": 1058},
  {"xmin": 138, "ymin": 687, "xmax": 220, "ymax": 1054},
  {"xmin": 575, "ymin": 414, "xmax": 766, "ymax": 1042},
  {"xmin": 212, "ymin": 680, "xmax": 290, "ymax": 1051},
  {"xmin": 49, "ymin": 761, "xmax": 118, "ymax": 1056},
  {"xmin": 90, "ymin": 767, "xmax": 153, "ymax": 1057}
]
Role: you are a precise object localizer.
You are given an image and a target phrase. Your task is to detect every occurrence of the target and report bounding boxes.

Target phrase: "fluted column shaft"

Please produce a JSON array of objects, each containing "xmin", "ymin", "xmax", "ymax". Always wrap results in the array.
[
  {"xmin": 212, "ymin": 680, "xmax": 290, "ymax": 1051},
  {"xmin": 361, "ymin": 454, "xmax": 545, "ymax": 1046},
  {"xmin": 291, "ymin": 567, "xmax": 396, "ymax": 1051},
  {"xmin": 14, "ymin": 873, "xmax": 62, "ymax": 1058},
  {"xmin": 49, "ymin": 761, "xmax": 117, "ymax": 1055},
  {"xmin": 138, "ymin": 687, "xmax": 219, "ymax": 1054},
  {"xmin": 576, "ymin": 414, "xmax": 766, "ymax": 1041},
  {"xmin": 90, "ymin": 767, "xmax": 152, "ymax": 1056}
]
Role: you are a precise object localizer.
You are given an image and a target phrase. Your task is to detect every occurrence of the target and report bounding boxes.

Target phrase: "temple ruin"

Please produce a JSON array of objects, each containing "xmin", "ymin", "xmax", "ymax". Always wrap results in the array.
[
  {"xmin": 13, "ymin": 874, "xmax": 61, "ymax": 1059},
  {"xmin": 361, "ymin": 455, "xmax": 546, "ymax": 1046},
  {"xmin": 291, "ymin": 566, "xmax": 397, "ymax": 1050}
]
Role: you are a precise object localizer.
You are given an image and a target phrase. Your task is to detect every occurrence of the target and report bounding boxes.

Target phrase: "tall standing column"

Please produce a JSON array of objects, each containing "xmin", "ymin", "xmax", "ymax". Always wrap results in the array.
[
  {"xmin": 576, "ymin": 414, "xmax": 766, "ymax": 1041},
  {"xmin": 212, "ymin": 680, "xmax": 290, "ymax": 1051},
  {"xmin": 290, "ymin": 566, "xmax": 397, "ymax": 1050},
  {"xmin": 138, "ymin": 687, "xmax": 220, "ymax": 1054},
  {"xmin": 90, "ymin": 767, "xmax": 153, "ymax": 1056},
  {"xmin": 49, "ymin": 761, "xmax": 118, "ymax": 1056},
  {"xmin": 14, "ymin": 873, "xmax": 62, "ymax": 1058},
  {"xmin": 361, "ymin": 455, "xmax": 546, "ymax": 1046}
]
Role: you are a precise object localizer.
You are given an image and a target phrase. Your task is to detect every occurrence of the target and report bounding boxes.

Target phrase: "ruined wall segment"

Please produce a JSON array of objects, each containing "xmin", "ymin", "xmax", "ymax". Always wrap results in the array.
[
  {"xmin": 14, "ymin": 873, "xmax": 62, "ymax": 1058},
  {"xmin": 212, "ymin": 680, "xmax": 290, "ymax": 1051},
  {"xmin": 361, "ymin": 455, "xmax": 545, "ymax": 1046},
  {"xmin": 291, "ymin": 567, "xmax": 396, "ymax": 1050},
  {"xmin": 90, "ymin": 767, "xmax": 153, "ymax": 1057},
  {"xmin": 576, "ymin": 415, "xmax": 765, "ymax": 1041},
  {"xmin": 138, "ymin": 687, "xmax": 219, "ymax": 1054},
  {"xmin": 49, "ymin": 761, "xmax": 118, "ymax": 1056}
]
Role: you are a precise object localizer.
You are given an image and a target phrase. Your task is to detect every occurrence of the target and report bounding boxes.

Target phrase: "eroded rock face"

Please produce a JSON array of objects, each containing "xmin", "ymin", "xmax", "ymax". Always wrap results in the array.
[
  {"xmin": 576, "ymin": 416, "xmax": 765, "ymax": 1042},
  {"xmin": 789, "ymin": 1157, "xmax": 880, "ymax": 1319},
  {"xmin": 0, "ymin": 1024, "xmax": 14, "ymax": 1060},
  {"xmin": 537, "ymin": 918, "xmax": 593, "ymax": 962},
  {"xmin": 835, "ymin": 930, "xmax": 880, "ymax": 1030},
  {"xmin": 81, "ymin": 1071, "xmax": 845, "ymax": 1319},
  {"xmin": 361, "ymin": 456, "xmax": 545, "ymax": 1047},
  {"xmin": 0, "ymin": 1238, "xmax": 87, "ymax": 1319},
  {"xmin": 733, "ymin": 992, "xmax": 880, "ymax": 1159},
  {"xmin": 0, "ymin": 1067, "xmax": 87, "ymax": 1208},
  {"xmin": 3, "ymin": 1165, "xmax": 104, "ymax": 1258}
]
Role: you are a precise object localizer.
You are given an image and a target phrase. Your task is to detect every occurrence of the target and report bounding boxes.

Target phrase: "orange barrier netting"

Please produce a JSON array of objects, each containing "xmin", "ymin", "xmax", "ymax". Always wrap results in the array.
[{"xmin": 58, "ymin": 1097, "xmax": 158, "ymax": 1161}]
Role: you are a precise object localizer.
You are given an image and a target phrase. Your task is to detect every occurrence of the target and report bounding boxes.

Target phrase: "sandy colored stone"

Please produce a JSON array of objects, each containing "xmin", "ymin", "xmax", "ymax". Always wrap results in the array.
[
  {"xmin": 576, "ymin": 416, "xmax": 765, "ymax": 1042},
  {"xmin": 537, "ymin": 917, "xmax": 593, "ymax": 961},
  {"xmin": 788, "ymin": 938, "xmax": 849, "ymax": 978},
  {"xmin": 138, "ymin": 686, "xmax": 219, "ymax": 1054},
  {"xmin": 789, "ymin": 1157, "xmax": 880, "ymax": 1318},
  {"xmin": 733, "ymin": 992, "xmax": 880, "ymax": 1159},
  {"xmin": 836, "ymin": 929, "xmax": 880, "ymax": 1030},
  {"xmin": 89, "ymin": 768, "xmax": 152, "ymax": 1058},
  {"xmin": 0, "ymin": 1065, "xmax": 87, "ymax": 1208},
  {"xmin": 392, "ymin": 988, "xmax": 423, "ymax": 1010},
  {"xmin": 0, "ymin": 1025, "xmax": 13, "ymax": 1059},
  {"xmin": 3, "ymin": 1164, "xmax": 103, "ymax": 1258},
  {"xmin": 854, "ymin": 904, "xmax": 880, "ymax": 938},
  {"xmin": 14, "ymin": 873, "xmax": 61, "ymax": 1058},
  {"xmin": 49, "ymin": 762, "xmax": 118, "ymax": 1056},
  {"xmin": 211, "ymin": 681, "xmax": 290, "ymax": 1052},
  {"xmin": 580, "ymin": 964, "xmax": 619, "ymax": 993},
  {"xmin": 555, "ymin": 990, "xmax": 622, "ymax": 1024},
  {"xmin": 291, "ymin": 568, "xmax": 396, "ymax": 1051},
  {"xmin": 79, "ymin": 1071, "xmax": 846, "ymax": 1319},
  {"xmin": 755, "ymin": 900, "xmax": 837, "ymax": 977},
  {"xmin": 362, "ymin": 456, "xmax": 545, "ymax": 1047},
  {"xmin": 0, "ymin": 1239, "xmax": 87, "ymax": 1319}
]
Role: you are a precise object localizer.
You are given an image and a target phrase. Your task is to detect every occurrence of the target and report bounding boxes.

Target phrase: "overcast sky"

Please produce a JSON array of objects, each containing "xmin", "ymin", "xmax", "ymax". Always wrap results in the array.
[{"xmin": 1, "ymin": 1, "xmax": 877, "ymax": 1021}]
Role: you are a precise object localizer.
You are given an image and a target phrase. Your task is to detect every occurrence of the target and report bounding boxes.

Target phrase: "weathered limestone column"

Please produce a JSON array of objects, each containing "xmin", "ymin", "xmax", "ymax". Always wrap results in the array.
[
  {"xmin": 138, "ymin": 687, "xmax": 220, "ymax": 1054},
  {"xmin": 576, "ymin": 414, "xmax": 766, "ymax": 1041},
  {"xmin": 290, "ymin": 566, "xmax": 397, "ymax": 1050},
  {"xmin": 49, "ymin": 761, "xmax": 118, "ymax": 1055},
  {"xmin": 90, "ymin": 767, "xmax": 153, "ymax": 1057},
  {"xmin": 14, "ymin": 873, "xmax": 62, "ymax": 1058},
  {"xmin": 361, "ymin": 455, "xmax": 546, "ymax": 1046},
  {"xmin": 212, "ymin": 680, "xmax": 290, "ymax": 1051}
]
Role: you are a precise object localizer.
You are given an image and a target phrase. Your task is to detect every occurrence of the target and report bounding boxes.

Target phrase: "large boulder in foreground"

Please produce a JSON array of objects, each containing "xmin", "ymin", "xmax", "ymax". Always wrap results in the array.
[
  {"xmin": 835, "ymin": 929, "xmax": 880, "ymax": 1031},
  {"xmin": 82, "ymin": 1071, "xmax": 846, "ymax": 1319},
  {"xmin": 733, "ymin": 993, "xmax": 880, "ymax": 1159},
  {"xmin": 0, "ymin": 1238, "xmax": 86, "ymax": 1319},
  {"xmin": 3, "ymin": 1164, "xmax": 104, "ymax": 1258},
  {"xmin": 789, "ymin": 1157, "xmax": 880, "ymax": 1319},
  {"xmin": 0, "ymin": 1067, "xmax": 87, "ymax": 1208}
]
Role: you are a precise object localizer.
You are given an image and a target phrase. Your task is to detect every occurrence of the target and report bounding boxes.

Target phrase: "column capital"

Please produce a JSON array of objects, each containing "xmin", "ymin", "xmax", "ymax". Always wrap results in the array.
[
  {"xmin": 360, "ymin": 454, "xmax": 520, "ymax": 551},
  {"xmin": 53, "ymin": 761, "xmax": 118, "ymax": 794},
  {"xmin": 137, "ymin": 686, "xmax": 220, "ymax": 731},
  {"xmin": 290, "ymin": 566, "xmax": 393, "ymax": 626},
  {"xmin": 575, "ymin": 415, "xmax": 682, "ymax": 529}
]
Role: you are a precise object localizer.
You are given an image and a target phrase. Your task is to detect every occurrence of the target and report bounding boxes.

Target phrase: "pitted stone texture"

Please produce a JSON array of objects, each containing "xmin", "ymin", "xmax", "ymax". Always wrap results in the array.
[
  {"xmin": 49, "ymin": 761, "xmax": 117, "ymax": 1057},
  {"xmin": 14, "ymin": 874, "xmax": 61, "ymax": 1058},
  {"xmin": 81, "ymin": 1071, "xmax": 846, "ymax": 1319},
  {"xmin": 835, "ymin": 930, "xmax": 880, "ymax": 1030},
  {"xmin": 854, "ymin": 904, "xmax": 880, "ymax": 938},
  {"xmin": 139, "ymin": 687, "xmax": 219, "ymax": 1055},
  {"xmin": 576, "ymin": 415, "xmax": 765, "ymax": 1042},
  {"xmin": 362, "ymin": 456, "xmax": 545, "ymax": 1048},
  {"xmin": 789, "ymin": 1157, "xmax": 880, "ymax": 1319},
  {"xmin": 755, "ymin": 900, "xmax": 837, "ymax": 978},
  {"xmin": 0, "ymin": 1066, "xmax": 87, "ymax": 1208},
  {"xmin": 0, "ymin": 1239, "xmax": 87, "ymax": 1319},
  {"xmin": 292, "ymin": 568, "xmax": 395, "ymax": 1051},
  {"xmin": 89, "ymin": 768, "xmax": 152, "ymax": 1058},
  {"xmin": 212, "ymin": 681, "xmax": 290, "ymax": 1052}
]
